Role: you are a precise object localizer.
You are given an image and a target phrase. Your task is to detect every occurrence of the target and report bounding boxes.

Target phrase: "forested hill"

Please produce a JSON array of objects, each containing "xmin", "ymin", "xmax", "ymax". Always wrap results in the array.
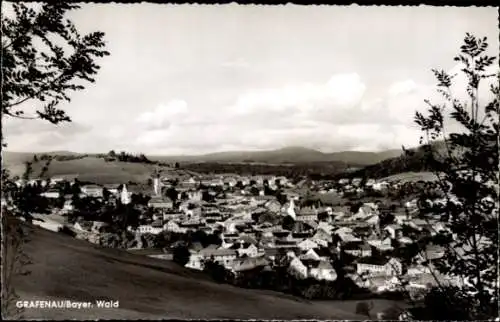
[{"xmin": 344, "ymin": 141, "xmax": 448, "ymax": 179}]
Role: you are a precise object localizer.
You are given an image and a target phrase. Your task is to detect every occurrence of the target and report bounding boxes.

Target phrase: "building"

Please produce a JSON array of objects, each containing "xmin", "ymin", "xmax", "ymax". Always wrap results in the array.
[
  {"xmin": 297, "ymin": 239, "xmax": 319, "ymax": 251},
  {"xmin": 356, "ymin": 257, "xmax": 403, "ymax": 277},
  {"xmin": 121, "ymin": 184, "xmax": 131, "ymax": 205},
  {"xmin": 148, "ymin": 196, "xmax": 174, "ymax": 210},
  {"xmin": 198, "ymin": 248, "xmax": 238, "ymax": 268},
  {"xmin": 137, "ymin": 220, "xmax": 163, "ymax": 234},
  {"xmin": 308, "ymin": 260, "xmax": 337, "ymax": 281},
  {"xmin": 343, "ymin": 242, "xmax": 372, "ymax": 257},
  {"xmin": 81, "ymin": 185, "xmax": 103, "ymax": 198},
  {"xmin": 232, "ymin": 256, "xmax": 269, "ymax": 273},
  {"xmin": 41, "ymin": 190, "xmax": 60, "ymax": 199}
]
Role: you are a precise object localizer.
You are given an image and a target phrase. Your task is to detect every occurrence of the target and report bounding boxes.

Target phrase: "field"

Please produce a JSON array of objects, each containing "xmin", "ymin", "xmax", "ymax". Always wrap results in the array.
[
  {"xmin": 381, "ymin": 171, "xmax": 438, "ymax": 183},
  {"xmin": 2, "ymin": 154, "xmax": 185, "ymax": 185},
  {"xmin": 6, "ymin": 220, "xmax": 370, "ymax": 320}
]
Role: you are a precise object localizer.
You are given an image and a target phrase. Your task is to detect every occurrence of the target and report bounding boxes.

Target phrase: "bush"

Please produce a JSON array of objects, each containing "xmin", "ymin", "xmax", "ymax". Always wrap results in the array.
[{"xmin": 58, "ymin": 226, "xmax": 76, "ymax": 237}]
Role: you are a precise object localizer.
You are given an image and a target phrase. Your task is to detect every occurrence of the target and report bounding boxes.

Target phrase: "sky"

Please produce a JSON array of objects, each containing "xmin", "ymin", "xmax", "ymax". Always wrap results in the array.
[{"xmin": 3, "ymin": 3, "xmax": 499, "ymax": 155}]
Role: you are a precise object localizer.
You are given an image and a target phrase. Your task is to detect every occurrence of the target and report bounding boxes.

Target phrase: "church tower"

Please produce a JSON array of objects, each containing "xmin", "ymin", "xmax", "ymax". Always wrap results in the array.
[
  {"xmin": 121, "ymin": 184, "xmax": 130, "ymax": 205},
  {"xmin": 287, "ymin": 198, "xmax": 296, "ymax": 219}
]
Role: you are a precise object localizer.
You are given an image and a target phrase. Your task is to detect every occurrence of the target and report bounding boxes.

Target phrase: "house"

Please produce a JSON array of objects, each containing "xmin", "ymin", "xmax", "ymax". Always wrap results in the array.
[
  {"xmin": 343, "ymin": 242, "xmax": 372, "ymax": 257},
  {"xmin": 231, "ymin": 243, "xmax": 260, "ymax": 258},
  {"xmin": 288, "ymin": 256, "xmax": 308, "ymax": 279},
  {"xmin": 300, "ymin": 248, "xmax": 331, "ymax": 262},
  {"xmin": 296, "ymin": 206, "xmax": 318, "ymax": 222},
  {"xmin": 365, "ymin": 214, "xmax": 380, "ymax": 226},
  {"xmin": 186, "ymin": 251, "xmax": 204, "ymax": 270},
  {"xmin": 198, "ymin": 248, "xmax": 238, "ymax": 268},
  {"xmin": 137, "ymin": 220, "xmax": 163, "ymax": 234},
  {"xmin": 81, "ymin": 185, "xmax": 103, "ymax": 198},
  {"xmin": 223, "ymin": 177, "xmax": 237, "ymax": 187},
  {"xmin": 311, "ymin": 230, "xmax": 332, "ymax": 247},
  {"xmin": 74, "ymin": 220, "xmax": 93, "ymax": 232},
  {"xmin": 232, "ymin": 256, "xmax": 269, "ymax": 273},
  {"xmin": 415, "ymin": 244, "xmax": 445, "ymax": 263},
  {"xmin": 91, "ymin": 221, "xmax": 109, "ymax": 234},
  {"xmin": 62, "ymin": 200, "xmax": 74, "ymax": 212},
  {"xmin": 41, "ymin": 190, "xmax": 60, "ymax": 199},
  {"xmin": 384, "ymin": 224, "xmax": 403, "ymax": 239},
  {"xmin": 187, "ymin": 190, "xmax": 203, "ymax": 201},
  {"xmin": 398, "ymin": 236, "xmax": 414, "ymax": 245},
  {"xmin": 263, "ymin": 248, "xmax": 281, "ymax": 261},
  {"xmin": 163, "ymin": 212, "xmax": 182, "ymax": 221},
  {"xmin": 368, "ymin": 237, "xmax": 393, "ymax": 251},
  {"xmin": 148, "ymin": 196, "xmax": 174, "ymax": 210},
  {"xmin": 308, "ymin": 260, "xmax": 337, "ymax": 281},
  {"xmin": 164, "ymin": 221, "xmax": 188, "ymax": 233},
  {"xmin": 337, "ymin": 232, "xmax": 362, "ymax": 243},
  {"xmin": 356, "ymin": 257, "xmax": 403, "ymax": 277},
  {"xmin": 406, "ymin": 264, "xmax": 432, "ymax": 276},
  {"xmin": 274, "ymin": 239, "xmax": 299, "ymax": 250},
  {"xmin": 297, "ymin": 239, "xmax": 319, "ymax": 251}
]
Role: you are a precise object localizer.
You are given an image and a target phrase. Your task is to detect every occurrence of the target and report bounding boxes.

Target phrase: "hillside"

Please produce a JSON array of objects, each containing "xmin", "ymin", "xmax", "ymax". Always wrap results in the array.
[
  {"xmin": 1, "ymin": 154, "xmax": 184, "ymax": 185},
  {"xmin": 7, "ymin": 220, "xmax": 365, "ymax": 320},
  {"xmin": 344, "ymin": 141, "xmax": 450, "ymax": 180},
  {"xmin": 3, "ymin": 145, "xmax": 404, "ymax": 168},
  {"xmin": 1, "ymin": 147, "xmax": 406, "ymax": 183},
  {"xmin": 151, "ymin": 146, "xmax": 404, "ymax": 165}
]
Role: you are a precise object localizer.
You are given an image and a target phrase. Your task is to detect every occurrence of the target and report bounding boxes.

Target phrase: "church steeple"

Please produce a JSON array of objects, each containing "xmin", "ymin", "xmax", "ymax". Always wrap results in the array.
[
  {"xmin": 287, "ymin": 198, "xmax": 296, "ymax": 219},
  {"xmin": 121, "ymin": 184, "xmax": 130, "ymax": 205}
]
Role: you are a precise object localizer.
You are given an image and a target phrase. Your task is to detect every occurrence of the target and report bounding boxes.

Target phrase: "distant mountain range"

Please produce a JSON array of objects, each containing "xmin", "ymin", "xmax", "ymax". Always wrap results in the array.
[
  {"xmin": 149, "ymin": 146, "xmax": 405, "ymax": 166},
  {"xmin": 3, "ymin": 146, "xmax": 406, "ymax": 167}
]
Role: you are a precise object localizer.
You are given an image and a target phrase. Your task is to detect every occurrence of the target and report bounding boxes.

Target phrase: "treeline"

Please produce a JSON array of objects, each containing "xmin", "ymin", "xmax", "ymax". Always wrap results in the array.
[
  {"xmin": 100, "ymin": 150, "xmax": 155, "ymax": 164},
  {"xmin": 179, "ymin": 161, "xmax": 351, "ymax": 179},
  {"xmin": 33, "ymin": 154, "xmax": 88, "ymax": 162},
  {"xmin": 201, "ymin": 259, "xmax": 405, "ymax": 302},
  {"xmin": 344, "ymin": 142, "xmax": 448, "ymax": 179}
]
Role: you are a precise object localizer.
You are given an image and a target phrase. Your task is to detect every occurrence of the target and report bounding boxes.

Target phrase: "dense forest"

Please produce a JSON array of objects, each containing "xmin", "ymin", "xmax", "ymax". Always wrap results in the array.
[{"xmin": 178, "ymin": 161, "xmax": 358, "ymax": 180}]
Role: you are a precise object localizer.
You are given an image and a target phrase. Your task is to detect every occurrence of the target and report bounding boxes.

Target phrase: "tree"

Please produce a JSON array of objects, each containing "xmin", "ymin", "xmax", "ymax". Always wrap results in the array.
[
  {"xmin": 172, "ymin": 245, "xmax": 190, "ymax": 267},
  {"xmin": 281, "ymin": 215, "xmax": 295, "ymax": 231},
  {"xmin": 2, "ymin": 3, "xmax": 109, "ymax": 127},
  {"xmin": 355, "ymin": 301, "xmax": 374, "ymax": 319},
  {"xmin": 165, "ymin": 187, "xmax": 178, "ymax": 202},
  {"xmin": 1, "ymin": 4, "xmax": 109, "ymax": 317},
  {"xmin": 409, "ymin": 34, "xmax": 498, "ymax": 319}
]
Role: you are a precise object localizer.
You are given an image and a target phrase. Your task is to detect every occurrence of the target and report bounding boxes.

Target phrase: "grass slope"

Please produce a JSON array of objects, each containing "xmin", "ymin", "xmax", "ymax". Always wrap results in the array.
[
  {"xmin": 2, "ymin": 155, "xmax": 182, "ymax": 185},
  {"xmin": 9, "ymin": 222, "xmax": 365, "ymax": 320}
]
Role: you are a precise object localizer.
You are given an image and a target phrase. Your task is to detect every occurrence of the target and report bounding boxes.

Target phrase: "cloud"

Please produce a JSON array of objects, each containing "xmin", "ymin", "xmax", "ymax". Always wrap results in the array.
[
  {"xmin": 136, "ymin": 99, "xmax": 189, "ymax": 130},
  {"xmin": 125, "ymin": 73, "xmax": 426, "ymax": 154},
  {"xmin": 3, "ymin": 118, "xmax": 91, "ymax": 151},
  {"xmin": 235, "ymin": 73, "xmax": 366, "ymax": 117},
  {"xmin": 388, "ymin": 79, "xmax": 418, "ymax": 96},
  {"xmin": 11, "ymin": 65, "xmax": 496, "ymax": 154}
]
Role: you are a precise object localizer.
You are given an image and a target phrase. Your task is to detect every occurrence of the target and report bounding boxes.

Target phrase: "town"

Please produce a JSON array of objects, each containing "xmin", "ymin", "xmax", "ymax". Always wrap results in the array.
[{"xmin": 3, "ymin": 166, "xmax": 466, "ymax": 308}]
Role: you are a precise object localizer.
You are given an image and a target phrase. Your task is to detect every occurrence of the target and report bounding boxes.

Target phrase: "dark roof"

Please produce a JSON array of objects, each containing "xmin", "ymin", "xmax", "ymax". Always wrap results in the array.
[
  {"xmin": 199, "ymin": 248, "xmax": 237, "ymax": 257},
  {"xmin": 357, "ymin": 256, "xmax": 391, "ymax": 266},
  {"xmin": 264, "ymin": 248, "xmax": 280, "ymax": 256},
  {"xmin": 342, "ymin": 241, "xmax": 364, "ymax": 250},
  {"xmin": 302, "ymin": 259, "xmax": 320, "ymax": 267},
  {"xmin": 314, "ymin": 247, "xmax": 331, "ymax": 257}
]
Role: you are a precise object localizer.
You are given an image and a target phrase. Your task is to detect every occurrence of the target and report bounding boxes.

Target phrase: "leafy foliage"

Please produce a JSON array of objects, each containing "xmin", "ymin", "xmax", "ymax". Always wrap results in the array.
[
  {"xmin": 2, "ymin": 3, "xmax": 109, "ymax": 127},
  {"xmin": 409, "ymin": 33, "xmax": 499, "ymax": 320}
]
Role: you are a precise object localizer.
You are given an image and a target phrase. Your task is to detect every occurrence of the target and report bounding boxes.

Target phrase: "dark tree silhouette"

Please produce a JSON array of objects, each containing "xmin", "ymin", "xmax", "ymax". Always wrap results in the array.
[
  {"xmin": 408, "ymin": 34, "xmax": 499, "ymax": 320},
  {"xmin": 1, "ymin": 3, "xmax": 109, "ymax": 318},
  {"xmin": 2, "ymin": 3, "xmax": 109, "ymax": 127}
]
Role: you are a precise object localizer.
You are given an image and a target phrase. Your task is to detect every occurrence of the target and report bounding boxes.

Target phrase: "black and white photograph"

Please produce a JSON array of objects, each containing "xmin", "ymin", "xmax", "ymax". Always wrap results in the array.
[{"xmin": 1, "ymin": 1, "xmax": 499, "ymax": 320}]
